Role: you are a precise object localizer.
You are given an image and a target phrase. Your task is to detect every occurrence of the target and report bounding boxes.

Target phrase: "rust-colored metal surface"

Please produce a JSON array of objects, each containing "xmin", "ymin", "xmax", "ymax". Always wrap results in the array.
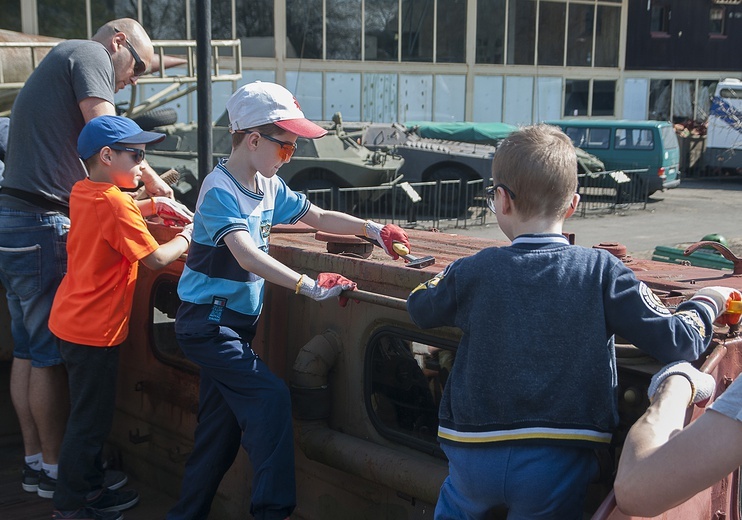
[{"xmin": 4, "ymin": 220, "xmax": 742, "ymax": 520}]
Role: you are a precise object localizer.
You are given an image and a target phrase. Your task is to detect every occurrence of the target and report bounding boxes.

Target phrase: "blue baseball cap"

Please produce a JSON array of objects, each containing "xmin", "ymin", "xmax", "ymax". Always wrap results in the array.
[{"xmin": 78, "ymin": 115, "xmax": 165, "ymax": 160}]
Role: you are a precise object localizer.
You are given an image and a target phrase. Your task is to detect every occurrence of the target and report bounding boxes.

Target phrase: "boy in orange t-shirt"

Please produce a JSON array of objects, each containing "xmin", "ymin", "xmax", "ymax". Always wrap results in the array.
[{"xmin": 48, "ymin": 115, "xmax": 193, "ymax": 520}]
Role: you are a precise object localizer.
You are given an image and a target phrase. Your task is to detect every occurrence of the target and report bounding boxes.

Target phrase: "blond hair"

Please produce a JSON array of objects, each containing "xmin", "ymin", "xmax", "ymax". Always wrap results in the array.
[{"xmin": 491, "ymin": 124, "xmax": 577, "ymax": 220}]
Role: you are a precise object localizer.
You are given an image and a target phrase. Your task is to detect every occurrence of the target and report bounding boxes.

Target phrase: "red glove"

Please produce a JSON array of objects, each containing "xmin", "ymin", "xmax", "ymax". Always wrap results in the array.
[
  {"xmin": 364, "ymin": 221, "xmax": 411, "ymax": 260},
  {"xmin": 152, "ymin": 197, "xmax": 194, "ymax": 226},
  {"xmin": 296, "ymin": 273, "xmax": 357, "ymax": 307}
]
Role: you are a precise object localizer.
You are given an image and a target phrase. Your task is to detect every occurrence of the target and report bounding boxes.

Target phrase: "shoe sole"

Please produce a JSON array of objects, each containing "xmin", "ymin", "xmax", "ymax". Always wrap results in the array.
[
  {"xmin": 37, "ymin": 487, "xmax": 55, "ymax": 499},
  {"xmin": 105, "ymin": 474, "xmax": 128, "ymax": 491},
  {"xmin": 95, "ymin": 495, "xmax": 139, "ymax": 512},
  {"xmin": 22, "ymin": 482, "xmax": 39, "ymax": 492}
]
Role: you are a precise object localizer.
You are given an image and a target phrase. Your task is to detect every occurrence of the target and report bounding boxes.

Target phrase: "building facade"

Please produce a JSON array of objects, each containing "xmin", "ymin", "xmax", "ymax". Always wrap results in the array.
[{"xmin": 2, "ymin": 0, "xmax": 740, "ymax": 125}]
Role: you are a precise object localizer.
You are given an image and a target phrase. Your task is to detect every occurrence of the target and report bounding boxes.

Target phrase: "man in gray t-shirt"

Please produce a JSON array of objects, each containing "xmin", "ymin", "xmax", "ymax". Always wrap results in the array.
[{"xmin": 0, "ymin": 18, "xmax": 171, "ymax": 507}]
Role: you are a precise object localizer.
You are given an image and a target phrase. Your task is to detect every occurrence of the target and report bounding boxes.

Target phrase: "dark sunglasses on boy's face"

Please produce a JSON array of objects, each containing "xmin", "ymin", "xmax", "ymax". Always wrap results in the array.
[
  {"xmin": 110, "ymin": 145, "xmax": 146, "ymax": 164},
  {"xmin": 259, "ymin": 133, "xmax": 297, "ymax": 162},
  {"xmin": 114, "ymin": 27, "xmax": 146, "ymax": 76}
]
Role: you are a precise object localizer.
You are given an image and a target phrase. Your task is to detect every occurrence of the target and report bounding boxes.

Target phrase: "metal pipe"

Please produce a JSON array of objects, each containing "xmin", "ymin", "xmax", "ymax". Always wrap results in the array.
[
  {"xmin": 341, "ymin": 289, "xmax": 408, "ymax": 311},
  {"xmin": 196, "ymin": 0, "xmax": 212, "ymax": 185}
]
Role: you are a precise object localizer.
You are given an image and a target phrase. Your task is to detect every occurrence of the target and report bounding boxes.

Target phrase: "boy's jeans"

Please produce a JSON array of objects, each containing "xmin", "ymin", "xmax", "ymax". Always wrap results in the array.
[{"xmin": 435, "ymin": 443, "xmax": 598, "ymax": 520}]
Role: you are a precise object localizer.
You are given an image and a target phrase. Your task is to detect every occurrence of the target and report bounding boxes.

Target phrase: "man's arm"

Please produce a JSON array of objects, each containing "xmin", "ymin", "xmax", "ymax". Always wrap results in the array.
[{"xmin": 614, "ymin": 376, "xmax": 742, "ymax": 517}]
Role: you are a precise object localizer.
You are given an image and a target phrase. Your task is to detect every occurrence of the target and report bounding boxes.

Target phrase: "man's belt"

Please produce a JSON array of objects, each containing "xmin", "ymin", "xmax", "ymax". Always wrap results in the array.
[{"xmin": 0, "ymin": 187, "xmax": 70, "ymax": 216}]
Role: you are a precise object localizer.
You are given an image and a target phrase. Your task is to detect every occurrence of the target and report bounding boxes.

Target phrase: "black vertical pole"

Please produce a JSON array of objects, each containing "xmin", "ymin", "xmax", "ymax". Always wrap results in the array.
[{"xmin": 196, "ymin": 0, "xmax": 212, "ymax": 185}]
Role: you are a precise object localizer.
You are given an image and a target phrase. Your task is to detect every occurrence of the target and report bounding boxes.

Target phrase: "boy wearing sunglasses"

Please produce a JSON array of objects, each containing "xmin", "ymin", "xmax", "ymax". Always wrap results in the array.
[
  {"xmin": 407, "ymin": 124, "xmax": 734, "ymax": 519},
  {"xmin": 167, "ymin": 81, "xmax": 410, "ymax": 520},
  {"xmin": 48, "ymin": 115, "xmax": 194, "ymax": 520}
]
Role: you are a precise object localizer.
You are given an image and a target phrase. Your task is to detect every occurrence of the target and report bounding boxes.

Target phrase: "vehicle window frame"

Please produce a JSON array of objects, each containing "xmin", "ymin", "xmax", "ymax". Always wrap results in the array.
[{"xmin": 364, "ymin": 325, "xmax": 459, "ymax": 458}]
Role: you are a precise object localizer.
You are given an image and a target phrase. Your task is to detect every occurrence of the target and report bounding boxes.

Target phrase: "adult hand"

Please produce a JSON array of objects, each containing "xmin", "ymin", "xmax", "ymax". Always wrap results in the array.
[
  {"xmin": 364, "ymin": 221, "xmax": 411, "ymax": 260},
  {"xmin": 647, "ymin": 361, "xmax": 716, "ymax": 407},
  {"xmin": 153, "ymin": 197, "xmax": 194, "ymax": 225},
  {"xmin": 141, "ymin": 161, "xmax": 175, "ymax": 198},
  {"xmin": 296, "ymin": 273, "xmax": 357, "ymax": 307}
]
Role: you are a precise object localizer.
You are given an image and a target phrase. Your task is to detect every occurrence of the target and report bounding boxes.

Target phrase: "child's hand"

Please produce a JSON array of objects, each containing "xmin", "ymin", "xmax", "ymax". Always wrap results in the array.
[
  {"xmin": 691, "ymin": 286, "xmax": 742, "ymax": 323},
  {"xmin": 364, "ymin": 221, "xmax": 410, "ymax": 260},
  {"xmin": 153, "ymin": 197, "xmax": 194, "ymax": 225},
  {"xmin": 176, "ymin": 224, "xmax": 193, "ymax": 247},
  {"xmin": 296, "ymin": 273, "xmax": 357, "ymax": 306}
]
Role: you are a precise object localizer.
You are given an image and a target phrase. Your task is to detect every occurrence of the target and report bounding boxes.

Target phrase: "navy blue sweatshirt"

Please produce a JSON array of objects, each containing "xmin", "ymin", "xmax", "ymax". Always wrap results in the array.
[{"xmin": 407, "ymin": 234, "xmax": 714, "ymax": 448}]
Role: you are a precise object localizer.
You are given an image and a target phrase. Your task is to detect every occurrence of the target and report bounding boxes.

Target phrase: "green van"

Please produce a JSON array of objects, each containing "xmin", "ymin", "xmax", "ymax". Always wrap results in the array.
[{"xmin": 545, "ymin": 119, "xmax": 681, "ymax": 195}]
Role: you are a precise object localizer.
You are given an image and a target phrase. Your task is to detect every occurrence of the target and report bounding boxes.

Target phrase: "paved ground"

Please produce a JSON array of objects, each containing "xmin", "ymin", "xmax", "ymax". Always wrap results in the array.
[{"xmin": 455, "ymin": 177, "xmax": 742, "ymax": 259}]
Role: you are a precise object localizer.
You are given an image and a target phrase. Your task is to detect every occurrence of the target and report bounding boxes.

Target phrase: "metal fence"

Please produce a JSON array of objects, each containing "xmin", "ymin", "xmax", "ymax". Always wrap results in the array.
[
  {"xmin": 302, "ymin": 179, "xmax": 490, "ymax": 230},
  {"xmin": 301, "ymin": 171, "xmax": 649, "ymax": 230},
  {"xmin": 576, "ymin": 169, "xmax": 650, "ymax": 215}
]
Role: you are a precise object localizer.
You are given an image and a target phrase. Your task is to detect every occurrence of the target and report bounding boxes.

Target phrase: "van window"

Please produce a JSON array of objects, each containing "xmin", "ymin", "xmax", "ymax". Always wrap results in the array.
[
  {"xmin": 660, "ymin": 125, "xmax": 679, "ymax": 150},
  {"xmin": 564, "ymin": 127, "xmax": 610, "ymax": 149},
  {"xmin": 615, "ymin": 128, "xmax": 655, "ymax": 150}
]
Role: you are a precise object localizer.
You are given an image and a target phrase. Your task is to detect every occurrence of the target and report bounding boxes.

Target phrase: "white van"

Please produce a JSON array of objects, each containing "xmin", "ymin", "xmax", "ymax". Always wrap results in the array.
[{"xmin": 705, "ymin": 78, "xmax": 742, "ymax": 172}]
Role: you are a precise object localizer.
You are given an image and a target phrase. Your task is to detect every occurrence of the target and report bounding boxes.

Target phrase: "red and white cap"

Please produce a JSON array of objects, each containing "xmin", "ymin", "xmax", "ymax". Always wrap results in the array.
[{"xmin": 226, "ymin": 81, "xmax": 327, "ymax": 139}]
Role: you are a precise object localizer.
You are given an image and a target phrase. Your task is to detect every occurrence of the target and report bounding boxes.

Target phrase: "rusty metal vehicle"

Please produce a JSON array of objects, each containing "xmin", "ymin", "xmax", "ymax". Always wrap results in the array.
[
  {"xmin": 145, "ymin": 110, "xmax": 405, "ymax": 210},
  {"xmin": 3, "ymin": 226, "xmax": 742, "ymax": 520}
]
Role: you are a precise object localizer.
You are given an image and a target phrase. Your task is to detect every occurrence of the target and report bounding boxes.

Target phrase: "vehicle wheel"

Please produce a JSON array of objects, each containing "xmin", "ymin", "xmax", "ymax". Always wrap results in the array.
[
  {"xmin": 133, "ymin": 108, "xmax": 178, "ymax": 130},
  {"xmin": 291, "ymin": 177, "xmax": 346, "ymax": 212},
  {"xmin": 427, "ymin": 167, "xmax": 474, "ymax": 218}
]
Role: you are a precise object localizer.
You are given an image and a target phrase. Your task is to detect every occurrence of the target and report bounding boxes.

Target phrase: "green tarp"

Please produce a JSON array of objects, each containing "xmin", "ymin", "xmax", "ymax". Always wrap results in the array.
[{"xmin": 404, "ymin": 121, "xmax": 517, "ymax": 144}]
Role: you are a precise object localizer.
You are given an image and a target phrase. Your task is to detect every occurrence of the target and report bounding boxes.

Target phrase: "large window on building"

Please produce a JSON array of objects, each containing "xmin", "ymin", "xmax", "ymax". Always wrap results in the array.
[
  {"xmin": 287, "ymin": 0, "xmax": 323, "ymax": 59},
  {"xmin": 476, "ymin": 0, "xmax": 506, "ymax": 63},
  {"xmin": 437, "ymin": 0, "xmax": 466, "ymax": 63},
  {"xmin": 566, "ymin": 3, "xmax": 594, "ymax": 66},
  {"xmin": 649, "ymin": 79, "xmax": 671, "ymax": 121},
  {"xmin": 564, "ymin": 78, "xmax": 615, "ymax": 116},
  {"xmin": 650, "ymin": 3, "xmax": 671, "ymax": 37},
  {"xmin": 327, "ymin": 0, "xmax": 362, "ymax": 60},
  {"xmin": 238, "ymin": 0, "xmax": 276, "ymax": 57},
  {"xmin": 146, "ymin": 0, "xmax": 187, "ymax": 40},
  {"xmin": 538, "ymin": 1, "xmax": 566, "ymax": 66},
  {"xmin": 507, "ymin": 0, "xmax": 536, "ymax": 65},
  {"xmin": 0, "ymin": 1, "xmax": 22, "ymax": 31},
  {"xmin": 365, "ymin": 0, "xmax": 399, "ymax": 60},
  {"xmin": 38, "ymin": 0, "xmax": 87, "ymax": 38},
  {"xmin": 594, "ymin": 5, "xmax": 619, "ymax": 67},
  {"xmin": 709, "ymin": 7, "xmax": 725, "ymax": 36},
  {"xmin": 401, "ymin": 0, "xmax": 434, "ymax": 61}
]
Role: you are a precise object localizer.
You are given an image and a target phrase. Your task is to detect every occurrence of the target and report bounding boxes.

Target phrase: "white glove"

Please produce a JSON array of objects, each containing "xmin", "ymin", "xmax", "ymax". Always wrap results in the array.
[
  {"xmin": 295, "ymin": 273, "xmax": 357, "ymax": 305},
  {"xmin": 175, "ymin": 223, "xmax": 193, "ymax": 246},
  {"xmin": 152, "ymin": 197, "xmax": 194, "ymax": 225},
  {"xmin": 648, "ymin": 361, "xmax": 716, "ymax": 407},
  {"xmin": 691, "ymin": 286, "xmax": 742, "ymax": 318}
]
